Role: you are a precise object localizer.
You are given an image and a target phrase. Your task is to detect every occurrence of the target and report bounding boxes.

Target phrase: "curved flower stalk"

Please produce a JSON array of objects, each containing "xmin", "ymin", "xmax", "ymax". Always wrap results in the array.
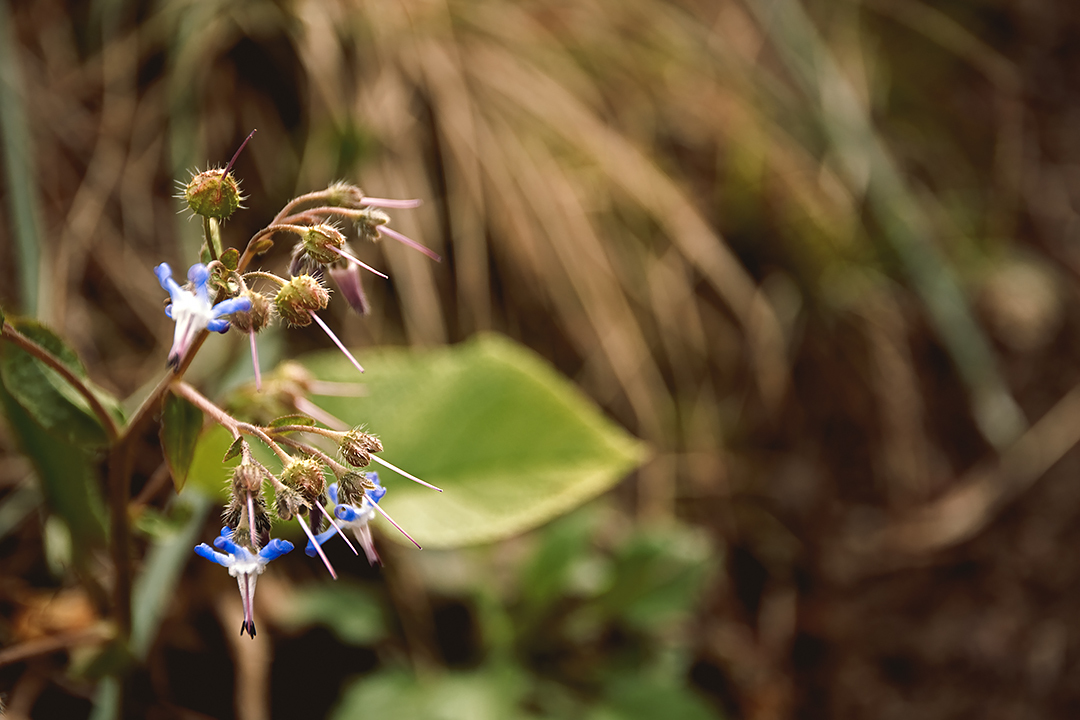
[
  {"xmin": 194, "ymin": 528, "xmax": 293, "ymax": 637},
  {"xmin": 155, "ymin": 263, "xmax": 251, "ymax": 369}
]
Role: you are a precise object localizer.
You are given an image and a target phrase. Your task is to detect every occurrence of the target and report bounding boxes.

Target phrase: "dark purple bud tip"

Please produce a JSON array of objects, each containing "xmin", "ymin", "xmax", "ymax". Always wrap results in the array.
[
  {"xmin": 167, "ymin": 352, "xmax": 181, "ymax": 371},
  {"xmin": 241, "ymin": 620, "xmax": 257, "ymax": 638}
]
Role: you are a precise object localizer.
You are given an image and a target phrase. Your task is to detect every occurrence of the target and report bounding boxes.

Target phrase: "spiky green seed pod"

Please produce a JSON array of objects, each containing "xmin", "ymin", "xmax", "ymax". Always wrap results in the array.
[
  {"xmin": 274, "ymin": 275, "xmax": 329, "ymax": 327},
  {"xmin": 185, "ymin": 168, "xmax": 242, "ymax": 220}
]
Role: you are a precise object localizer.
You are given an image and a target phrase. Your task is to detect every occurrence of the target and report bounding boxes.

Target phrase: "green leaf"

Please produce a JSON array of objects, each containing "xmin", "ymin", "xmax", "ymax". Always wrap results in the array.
[
  {"xmin": 593, "ymin": 677, "xmax": 721, "ymax": 720},
  {"xmin": 185, "ymin": 423, "xmax": 237, "ymax": 501},
  {"xmin": 0, "ymin": 382, "xmax": 107, "ymax": 555},
  {"xmin": 220, "ymin": 247, "xmax": 239, "ymax": 271},
  {"xmin": 160, "ymin": 392, "xmax": 205, "ymax": 492},
  {"xmin": 278, "ymin": 582, "xmax": 387, "ymax": 645},
  {"xmin": 298, "ymin": 333, "xmax": 647, "ymax": 548},
  {"xmin": 222, "ymin": 435, "xmax": 245, "ymax": 462},
  {"xmin": 331, "ymin": 669, "xmax": 527, "ymax": 720},
  {"xmin": 0, "ymin": 318, "xmax": 122, "ymax": 448}
]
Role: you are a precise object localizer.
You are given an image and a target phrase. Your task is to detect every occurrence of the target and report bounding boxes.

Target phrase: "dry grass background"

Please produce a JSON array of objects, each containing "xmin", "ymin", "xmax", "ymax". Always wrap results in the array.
[{"xmin": 4, "ymin": 0, "xmax": 1080, "ymax": 718}]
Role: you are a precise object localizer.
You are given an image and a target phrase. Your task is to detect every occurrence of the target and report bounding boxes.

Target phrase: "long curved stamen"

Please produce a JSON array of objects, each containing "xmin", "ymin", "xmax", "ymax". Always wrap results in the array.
[
  {"xmin": 293, "ymin": 396, "xmax": 348, "ymax": 431},
  {"xmin": 322, "ymin": 510, "xmax": 359, "ymax": 556},
  {"xmin": 359, "ymin": 197, "xmax": 422, "ymax": 209},
  {"xmin": 296, "ymin": 514, "xmax": 337, "ymax": 579},
  {"xmin": 310, "ymin": 312, "xmax": 364, "ymax": 375},
  {"xmin": 250, "ymin": 332, "xmax": 262, "ymax": 392},
  {"xmin": 328, "ymin": 245, "xmax": 388, "ymax": 279},
  {"xmin": 370, "ymin": 501, "xmax": 421, "ymax": 550},
  {"xmin": 377, "ymin": 225, "xmax": 442, "ymax": 262},
  {"xmin": 369, "ymin": 455, "xmax": 443, "ymax": 492}
]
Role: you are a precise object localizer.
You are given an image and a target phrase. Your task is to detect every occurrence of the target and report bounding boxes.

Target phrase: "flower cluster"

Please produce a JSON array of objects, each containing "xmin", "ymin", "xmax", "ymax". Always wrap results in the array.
[{"xmin": 159, "ymin": 140, "xmax": 441, "ymax": 639}]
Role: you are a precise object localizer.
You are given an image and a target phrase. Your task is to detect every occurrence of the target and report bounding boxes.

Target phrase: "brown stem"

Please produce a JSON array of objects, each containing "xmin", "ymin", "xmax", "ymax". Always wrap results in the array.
[{"xmin": 1, "ymin": 321, "xmax": 120, "ymax": 442}]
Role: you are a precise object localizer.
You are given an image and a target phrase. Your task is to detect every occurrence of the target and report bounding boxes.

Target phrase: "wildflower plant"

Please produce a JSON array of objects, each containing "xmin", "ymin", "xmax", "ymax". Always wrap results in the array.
[
  {"xmin": 0, "ymin": 129, "xmax": 644, "ymax": 717},
  {"xmin": 151, "ymin": 133, "xmax": 444, "ymax": 636}
]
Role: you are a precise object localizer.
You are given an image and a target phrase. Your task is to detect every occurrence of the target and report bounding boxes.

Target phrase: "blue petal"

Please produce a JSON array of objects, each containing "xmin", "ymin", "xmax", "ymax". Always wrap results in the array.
[
  {"xmin": 336, "ymin": 504, "xmax": 361, "ymax": 523},
  {"xmin": 164, "ymin": 305, "xmax": 174, "ymax": 319},
  {"xmin": 207, "ymin": 319, "xmax": 231, "ymax": 333},
  {"xmin": 188, "ymin": 264, "xmax": 211, "ymax": 303},
  {"xmin": 212, "ymin": 296, "xmax": 252, "ymax": 317},
  {"xmin": 155, "ymin": 263, "xmax": 182, "ymax": 300},
  {"xmin": 260, "ymin": 538, "xmax": 294, "ymax": 562},
  {"xmin": 328, "ymin": 483, "xmax": 339, "ymax": 504},
  {"xmin": 194, "ymin": 543, "xmax": 231, "ymax": 567}
]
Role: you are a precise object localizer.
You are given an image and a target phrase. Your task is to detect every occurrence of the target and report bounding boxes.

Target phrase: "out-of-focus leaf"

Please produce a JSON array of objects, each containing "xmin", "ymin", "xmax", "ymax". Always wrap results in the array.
[
  {"xmin": 268, "ymin": 413, "xmax": 316, "ymax": 429},
  {"xmin": 331, "ymin": 669, "xmax": 527, "ymax": 720},
  {"xmin": 596, "ymin": 525, "xmax": 713, "ymax": 631},
  {"xmin": 0, "ymin": 382, "xmax": 107, "ymax": 553},
  {"xmin": 185, "ymin": 423, "xmax": 236, "ymax": 501},
  {"xmin": 300, "ymin": 333, "xmax": 647, "ymax": 549},
  {"xmin": 160, "ymin": 392, "xmax": 204, "ymax": 492},
  {"xmin": 591, "ymin": 676, "xmax": 721, "ymax": 720},
  {"xmin": 0, "ymin": 318, "xmax": 123, "ymax": 448},
  {"xmin": 278, "ymin": 582, "xmax": 386, "ymax": 645},
  {"xmin": 519, "ymin": 508, "xmax": 597, "ymax": 614}
]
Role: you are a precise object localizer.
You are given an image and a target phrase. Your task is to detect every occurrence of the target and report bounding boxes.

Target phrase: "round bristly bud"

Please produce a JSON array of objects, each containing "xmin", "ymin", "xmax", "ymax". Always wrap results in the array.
[
  {"xmin": 230, "ymin": 290, "xmax": 273, "ymax": 333},
  {"xmin": 274, "ymin": 275, "xmax": 329, "ymax": 327},
  {"xmin": 299, "ymin": 224, "xmax": 347, "ymax": 265},
  {"xmin": 185, "ymin": 168, "xmax": 242, "ymax": 220},
  {"xmin": 340, "ymin": 429, "xmax": 383, "ymax": 468},
  {"xmin": 326, "ymin": 181, "xmax": 364, "ymax": 207},
  {"xmin": 231, "ymin": 463, "xmax": 264, "ymax": 497},
  {"xmin": 281, "ymin": 457, "xmax": 326, "ymax": 503},
  {"xmin": 337, "ymin": 471, "xmax": 375, "ymax": 506},
  {"xmin": 355, "ymin": 207, "xmax": 390, "ymax": 244},
  {"xmin": 274, "ymin": 485, "xmax": 305, "ymax": 521}
]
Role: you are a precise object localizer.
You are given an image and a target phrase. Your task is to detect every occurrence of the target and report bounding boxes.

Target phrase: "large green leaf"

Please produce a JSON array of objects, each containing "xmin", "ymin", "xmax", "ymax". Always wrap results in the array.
[
  {"xmin": 298, "ymin": 333, "xmax": 647, "ymax": 548},
  {"xmin": 0, "ymin": 318, "xmax": 122, "ymax": 448},
  {"xmin": 0, "ymin": 383, "xmax": 107, "ymax": 554},
  {"xmin": 160, "ymin": 392, "xmax": 205, "ymax": 492}
]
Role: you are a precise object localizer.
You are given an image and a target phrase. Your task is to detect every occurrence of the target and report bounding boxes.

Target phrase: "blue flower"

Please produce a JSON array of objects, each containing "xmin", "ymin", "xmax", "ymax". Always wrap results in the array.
[
  {"xmin": 195, "ymin": 528, "xmax": 293, "ymax": 637},
  {"xmin": 155, "ymin": 263, "xmax": 252, "ymax": 369},
  {"xmin": 306, "ymin": 475, "xmax": 387, "ymax": 565}
]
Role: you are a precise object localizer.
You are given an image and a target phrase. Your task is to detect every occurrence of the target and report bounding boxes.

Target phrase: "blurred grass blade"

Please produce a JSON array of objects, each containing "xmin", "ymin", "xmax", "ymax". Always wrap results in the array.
[
  {"xmin": 0, "ymin": 0, "xmax": 42, "ymax": 315},
  {"xmin": 748, "ymin": 0, "xmax": 1024, "ymax": 449},
  {"xmin": 130, "ymin": 492, "xmax": 211, "ymax": 660}
]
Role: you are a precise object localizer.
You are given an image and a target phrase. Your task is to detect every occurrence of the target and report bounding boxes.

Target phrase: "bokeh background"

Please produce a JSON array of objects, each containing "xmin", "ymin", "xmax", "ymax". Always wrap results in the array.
[{"xmin": 4, "ymin": 0, "xmax": 1080, "ymax": 718}]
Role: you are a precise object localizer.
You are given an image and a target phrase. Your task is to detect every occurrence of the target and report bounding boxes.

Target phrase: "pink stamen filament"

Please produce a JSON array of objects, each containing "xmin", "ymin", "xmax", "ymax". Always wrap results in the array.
[
  {"xmin": 323, "ymin": 509, "xmax": 359, "ymax": 556},
  {"xmin": 371, "ymin": 501, "xmax": 421, "ymax": 550},
  {"xmin": 359, "ymin": 197, "xmax": 422, "ymax": 209},
  {"xmin": 377, "ymin": 225, "xmax": 442, "ymax": 262},
  {"xmin": 293, "ymin": 396, "xmax": 348, "ymax": 431},
  {"xmin": 224, "ymin": 129, "xmax": 257, "ymax": 175},
  {"xmin": 296, "ymin": 514, "xmax": 337, "ymax": 579},
  {"xmin": 328, "ymin": 245, "xmax": 388, "ymax": 279},
  {"xmin": 247, "ymin": 491, "xmax": 257, "ymax": 549},
  {"xmin": 370, "ymin": 455, "xmax": 443, "ymax": 492},
  {"xmin": 310, "ymin": 312, "xmax": 364, "ymax": 375},
  {"xmin": 249, "ymin": 332, "xmax": 262, "ymax": 392}
]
